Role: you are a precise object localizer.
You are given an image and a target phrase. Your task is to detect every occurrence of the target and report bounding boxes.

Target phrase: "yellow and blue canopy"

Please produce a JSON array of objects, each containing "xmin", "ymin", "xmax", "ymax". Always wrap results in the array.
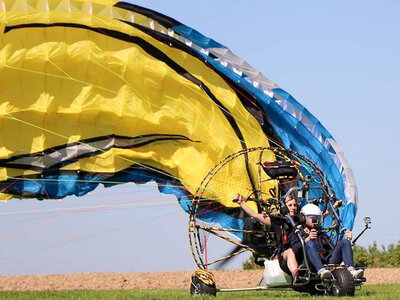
[{"xmin": 0, "ymin": 0, "xmax": 357, "ymax": 230}]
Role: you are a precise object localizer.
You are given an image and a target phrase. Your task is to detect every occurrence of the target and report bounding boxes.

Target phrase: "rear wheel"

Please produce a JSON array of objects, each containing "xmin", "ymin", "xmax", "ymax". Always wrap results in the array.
[{"xmin": 330, "ymin": 268, "xmax": 355, "ymax": 296}]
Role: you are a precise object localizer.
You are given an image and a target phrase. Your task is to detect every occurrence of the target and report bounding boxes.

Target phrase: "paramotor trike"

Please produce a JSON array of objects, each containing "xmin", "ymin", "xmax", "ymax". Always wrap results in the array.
[{"xmin": 188, "ymin": 147, "xmax": 369, "ymax": 296}]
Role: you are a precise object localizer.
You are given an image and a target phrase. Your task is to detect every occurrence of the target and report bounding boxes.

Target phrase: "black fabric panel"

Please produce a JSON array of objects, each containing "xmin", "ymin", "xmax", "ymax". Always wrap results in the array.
[
  {"xmin": 0, "ymin": 134, "xmax": 193, "ymax": 164},
  {"xmin": 114, "ymin": 2, "xmax": 182, "ymax": 29},
  {"xmin": 0, "ymin": 134, "xmax": 195, "ymax": 172}
]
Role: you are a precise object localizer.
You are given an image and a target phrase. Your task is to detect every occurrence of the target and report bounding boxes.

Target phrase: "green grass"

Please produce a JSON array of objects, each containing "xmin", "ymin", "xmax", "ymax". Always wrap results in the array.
[{"xmin": 0, "ymin": 284, "xmax": 398, "ymax": 299}]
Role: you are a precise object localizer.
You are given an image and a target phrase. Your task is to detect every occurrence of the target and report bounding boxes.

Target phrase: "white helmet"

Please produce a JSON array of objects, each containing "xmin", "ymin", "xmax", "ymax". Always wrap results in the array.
[
  {"xmin": 300, "ymin": 204, "xmax": 322, "ymax": 229},
  {"xmin": 300, "ymin": 204, "xmax": 322, "ymax": 217}
]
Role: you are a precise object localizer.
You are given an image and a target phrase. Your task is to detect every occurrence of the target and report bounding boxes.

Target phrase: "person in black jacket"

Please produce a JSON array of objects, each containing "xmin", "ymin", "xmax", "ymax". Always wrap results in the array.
[{"xmin": 235, "ymin": 193, "xmax": 299, "ymax": 278}]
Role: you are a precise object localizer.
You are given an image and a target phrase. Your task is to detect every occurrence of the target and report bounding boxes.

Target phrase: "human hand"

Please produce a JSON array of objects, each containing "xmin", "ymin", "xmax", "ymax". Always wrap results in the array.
[
  {"xmin": 333, "ymin": 200, "xmax": 344, "ymax": 209},
  {"xmin": 309, "ymin": 229, "xmax": 318, "ymax": 240},
  {"xmin": 233, "ymin": 193, "xmax": 245, "ymax": 204},
  {"xmin": 344, "ymin": 230, "xmax": 352, "ymax": 240}
]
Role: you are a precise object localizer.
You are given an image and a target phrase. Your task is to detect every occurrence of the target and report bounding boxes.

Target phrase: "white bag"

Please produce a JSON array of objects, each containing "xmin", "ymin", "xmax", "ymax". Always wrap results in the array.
[{"xmin": 263, "ymin": 259, "xmax": 292, "ymax": 287}]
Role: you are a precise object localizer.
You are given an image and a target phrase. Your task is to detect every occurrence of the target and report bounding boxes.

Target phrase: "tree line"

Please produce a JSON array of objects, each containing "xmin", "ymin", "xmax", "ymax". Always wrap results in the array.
[{"xmin": 353, "ymin": 241, "xmax": 400, "ymax": 268}]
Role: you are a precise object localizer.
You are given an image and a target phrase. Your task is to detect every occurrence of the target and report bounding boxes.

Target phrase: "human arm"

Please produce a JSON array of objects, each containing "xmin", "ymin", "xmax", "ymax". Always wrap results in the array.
[
  {"xmin": 234, "ymin": 194, "xmax": 271, "ymax": 226},
  {"xmin": 303, "ymin": 227, "xmax": 318, "ymax": 243},
  {"xmin": 305, "ymin": 229, "xmax": 318, "ymax": 243},
  {"xmin": 323, "ymin": 200, "xmax": 344, "ymax": 218}
]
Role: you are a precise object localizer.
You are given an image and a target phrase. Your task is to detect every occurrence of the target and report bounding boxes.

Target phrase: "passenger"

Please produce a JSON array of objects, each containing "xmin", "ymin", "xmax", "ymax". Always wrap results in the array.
[
  {"xmin": 234, "ymin": 193, "xmax": 299, "ymax": 278},
  {"xmin": 291, "ymin": 203, "xmax": 364, "ymax": 279}
]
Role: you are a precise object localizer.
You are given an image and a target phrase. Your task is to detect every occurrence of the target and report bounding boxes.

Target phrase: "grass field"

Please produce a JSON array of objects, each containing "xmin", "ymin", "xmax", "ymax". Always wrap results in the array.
[{"xmin": 0, "ymin": 284, "xmax": 398, "ymax": 299}]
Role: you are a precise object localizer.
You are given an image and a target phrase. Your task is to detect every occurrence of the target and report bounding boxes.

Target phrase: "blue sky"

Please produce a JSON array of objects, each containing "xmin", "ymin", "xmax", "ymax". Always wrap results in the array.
[{"xmin": 0, "ymin": 0, "xmax": 399, "ymax": 275}]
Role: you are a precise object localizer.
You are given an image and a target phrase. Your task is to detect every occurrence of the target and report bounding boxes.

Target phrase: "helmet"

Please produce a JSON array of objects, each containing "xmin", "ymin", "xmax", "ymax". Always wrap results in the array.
[
  {"xmin": 300, "ymin": 204, "xmax": 322, "ymax": 217},
  {"xmin": 300, "ymin": 204, "xmax": 322, "ymax": 229}
]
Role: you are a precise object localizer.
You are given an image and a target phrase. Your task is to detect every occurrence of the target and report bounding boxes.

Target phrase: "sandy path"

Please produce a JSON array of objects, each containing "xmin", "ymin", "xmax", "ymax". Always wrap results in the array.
[{"xmin": 0, "ymin": 268, "xmax": 398, "ymax": 291}]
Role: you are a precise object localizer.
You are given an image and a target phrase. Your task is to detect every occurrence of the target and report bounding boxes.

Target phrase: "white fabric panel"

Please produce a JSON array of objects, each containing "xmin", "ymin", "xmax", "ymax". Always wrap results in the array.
[{"xmin": 326, "ymin": 138, "xmax": 358, "ymax": 207}]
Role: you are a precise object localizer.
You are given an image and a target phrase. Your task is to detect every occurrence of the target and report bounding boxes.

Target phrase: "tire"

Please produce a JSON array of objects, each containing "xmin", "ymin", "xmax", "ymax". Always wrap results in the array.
[
  {"xmin": 190, "ymin": 275, "xmax": 217, "ymax": 297},
  {"xmin": 293, "ymin": 281, "xmax": 325, "ymax": 296},
  {"xmin": 330, "ymin": 268, "xmax": 355, "ymax": 297}
]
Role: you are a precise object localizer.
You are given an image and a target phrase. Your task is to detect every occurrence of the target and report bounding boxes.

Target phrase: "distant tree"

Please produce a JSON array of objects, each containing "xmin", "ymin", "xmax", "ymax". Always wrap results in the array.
[
  {"xmin": 353, "ymin": 245, "xmax": 374, "ymax": 267},
  {"xmin": 371, "ymin": 241, "xmax": 400, "ymax": 268},
  {"xmin": 242, "ymin": 256, "xmax": 262, "ymax": 270},
  {"xmin": 358, "ymin": 241, "xmax": 400, "ymax": 268}
]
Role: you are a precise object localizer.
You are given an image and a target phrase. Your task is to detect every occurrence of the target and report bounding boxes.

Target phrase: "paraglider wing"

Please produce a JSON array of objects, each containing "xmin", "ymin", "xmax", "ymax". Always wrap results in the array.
[{"xmin": 0, "ymin": 0, "xmax": 357, "ymax": 230}]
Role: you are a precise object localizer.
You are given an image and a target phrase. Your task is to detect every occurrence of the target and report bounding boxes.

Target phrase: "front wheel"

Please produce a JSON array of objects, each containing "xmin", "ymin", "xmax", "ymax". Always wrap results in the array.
[
  {"xmin": 330, "ymin": 268, "xmax": 355, "ymax": 296},
  {"xmin": 190, "ymin": 270, "xmax": 217, "ymax": 297}
]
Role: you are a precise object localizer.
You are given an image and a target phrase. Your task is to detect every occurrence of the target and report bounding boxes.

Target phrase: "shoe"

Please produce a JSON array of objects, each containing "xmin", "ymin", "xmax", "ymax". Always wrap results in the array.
[
  {"xmin": 319, "ymin": 269, "xmax": 332, "ymax": 280},
  {"xmin": 350, "ymin": 269, "xmax": 364, "ymax": 279}
]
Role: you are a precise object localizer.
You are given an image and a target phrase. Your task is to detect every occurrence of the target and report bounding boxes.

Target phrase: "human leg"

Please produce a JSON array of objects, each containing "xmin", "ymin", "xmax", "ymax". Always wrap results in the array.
[
  {"xmin": 328, "ymin": 239, "xmax": 363, "ymax": 278},
  {"xmin": 305, "ymin": 241, "xmax": 330, "ymax": 278},
  {"xmin": 282, "ymin": 248, "xmax": 298, "ymax": 277},
  {"xmin": 328, "ymin": 239, "xmax": 354, "ymax": 267}
]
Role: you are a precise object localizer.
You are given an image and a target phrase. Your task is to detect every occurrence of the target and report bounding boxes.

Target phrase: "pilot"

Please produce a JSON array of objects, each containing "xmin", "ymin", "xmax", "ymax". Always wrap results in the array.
[{"xmin": 235, "ymin": 193, "xmax": 300, "ymax": 278}]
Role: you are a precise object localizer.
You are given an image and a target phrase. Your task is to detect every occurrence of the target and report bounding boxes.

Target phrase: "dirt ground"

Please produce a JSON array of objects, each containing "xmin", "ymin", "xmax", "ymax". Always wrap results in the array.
[{"xmin": 0, "ymin": 268, "xmax": 399, "ymax": 291}]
